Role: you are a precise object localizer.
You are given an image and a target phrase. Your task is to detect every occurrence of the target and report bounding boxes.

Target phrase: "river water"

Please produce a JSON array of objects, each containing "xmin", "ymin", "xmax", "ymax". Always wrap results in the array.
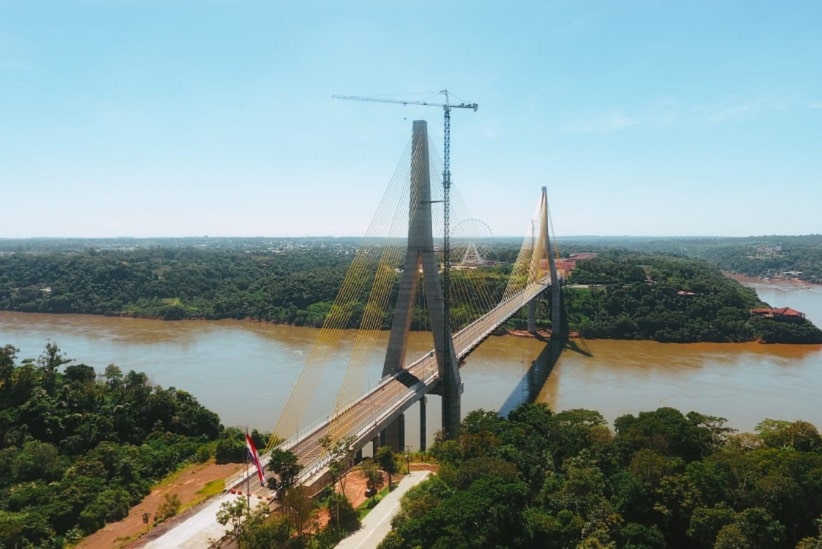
[{"xmin": 1, "ymin": 281, "xmax": 820, "ymax": 448}]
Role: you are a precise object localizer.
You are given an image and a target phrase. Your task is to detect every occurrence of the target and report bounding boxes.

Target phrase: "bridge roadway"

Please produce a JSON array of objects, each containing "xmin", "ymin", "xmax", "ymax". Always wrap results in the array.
[{"xmin": 246, "ymin": 278, "xmax": 552, "ymax": 493}]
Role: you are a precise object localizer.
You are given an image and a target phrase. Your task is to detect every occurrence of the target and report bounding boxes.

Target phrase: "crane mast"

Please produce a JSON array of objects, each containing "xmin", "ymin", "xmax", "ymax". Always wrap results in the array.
[{"xmin": 332, "ymin": 90, "xmax": 477, "ymax": 416}]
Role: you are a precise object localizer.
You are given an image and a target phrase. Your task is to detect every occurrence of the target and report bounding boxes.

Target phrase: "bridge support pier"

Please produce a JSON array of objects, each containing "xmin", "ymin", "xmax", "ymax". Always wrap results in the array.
[
  {"xmin": 381, "ymin": 413, "xmax": 405, "ymax": 453},
  {"xmin": 419, "ymin": 396, "xmax": 427, "ymax": 452},
  {"xmin": 527, "ymin": 300, "xmax": 538, "ymax": 333}
]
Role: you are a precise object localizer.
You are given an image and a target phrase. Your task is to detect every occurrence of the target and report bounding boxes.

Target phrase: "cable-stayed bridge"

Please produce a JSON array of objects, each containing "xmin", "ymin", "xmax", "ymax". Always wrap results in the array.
[
  {"xmin": 279, "ymin": 272, "xmax": 556, "ymax": 489},
  {"xmin": 144, "ymin": 119, "xmax": 563, "ymax": 547},
  {"xmin": 263, "ymin": 119, "xmax": 563, "ymax": 492}
]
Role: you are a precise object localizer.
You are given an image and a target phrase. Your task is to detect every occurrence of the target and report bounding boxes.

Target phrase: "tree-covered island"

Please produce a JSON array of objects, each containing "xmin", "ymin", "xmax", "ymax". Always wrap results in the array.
[
  {"xmin": 1, "ymin": 238, "xmax": 820, "ymax": 343},
  {"xmin": 560, "ymin": 251, "xmax": 822, "ymax": 343}
]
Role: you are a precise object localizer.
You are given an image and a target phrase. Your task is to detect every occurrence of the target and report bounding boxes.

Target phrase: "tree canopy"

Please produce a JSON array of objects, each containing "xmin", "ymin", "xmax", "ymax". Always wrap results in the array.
[
  {"xmin": 558, "ymin": 251, "xmax": 822, "ymax": 343},
  {"xmin": 384, "ymin": 404, "xmax": 822, "ymax": 549},
  {"xmin": 3, "ymin": 239, "xmax": 819, "ymax": 343},
  {"xmin": 0, "ymin": 343, "xmax": 224, "ymax": 547}
]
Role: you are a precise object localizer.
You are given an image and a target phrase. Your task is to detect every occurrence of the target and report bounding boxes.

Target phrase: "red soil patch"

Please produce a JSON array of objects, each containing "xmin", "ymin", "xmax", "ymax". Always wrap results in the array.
[
  {"xmin": 337, "ymin": 462, "xmax": 439, "ymax": 508},
  {"xmin": 313, "ymin": 462, "xmax": 440, "ymax": 531},
  {"xmin": 77, "ymin": 461, "xmax": 438, "ymax": 548},
  {"xmin": 75, "ymin": 462, "xmax": 244, "ymax": 549}
]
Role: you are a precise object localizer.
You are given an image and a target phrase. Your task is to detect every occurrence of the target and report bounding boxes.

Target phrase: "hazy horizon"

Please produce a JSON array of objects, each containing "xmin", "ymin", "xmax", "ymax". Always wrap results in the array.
[{"xmin": 2, "ymin": 233, "xmax": 821, "ymax": 243}]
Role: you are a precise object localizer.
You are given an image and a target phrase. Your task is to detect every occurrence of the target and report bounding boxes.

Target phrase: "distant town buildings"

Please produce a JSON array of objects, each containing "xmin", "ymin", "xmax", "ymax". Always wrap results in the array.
[{"xmin": 556, "ymin": 253, "xmax": 597, "ymax": 276}]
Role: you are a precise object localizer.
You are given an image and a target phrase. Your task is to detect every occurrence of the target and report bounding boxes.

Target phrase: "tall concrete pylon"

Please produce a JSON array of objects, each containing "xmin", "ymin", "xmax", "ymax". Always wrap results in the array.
[
  {"xmin": 543, "ymin": 186, "xmax": 564, "ymax": 337},
  {"xmin": 527, "ymin": 186, "xmax": 564, "ymax": 337},
  {"xmin": 382, "ymin": 120, "xmax": 462, "ymax": 440}
]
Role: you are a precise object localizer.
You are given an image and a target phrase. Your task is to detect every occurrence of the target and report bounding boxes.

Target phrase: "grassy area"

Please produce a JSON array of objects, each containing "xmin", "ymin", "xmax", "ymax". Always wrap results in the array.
[{"xmin": 187, "ymin": 478, "xmax": 225, "ymax": 509}]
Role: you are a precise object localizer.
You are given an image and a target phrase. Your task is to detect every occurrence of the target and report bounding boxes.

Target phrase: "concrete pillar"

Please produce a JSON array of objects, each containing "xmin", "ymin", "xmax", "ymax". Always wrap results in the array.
[
  {"xmin": 383, "ymin": 413, "xmax": 405, "ymax": 452},
  {"xmin": 541, "ymin": 186, "xmax": 564, "ymax": 338},
  {"xmin": 382, "ymin": 120, "xmax": 434, "ymax": 377},
  {"xmin": 381, "ymin": 120, "xmax": 461, "ymax": 440},
  {"xmin": 527, "ymin": 300, "xmax": 537, "ymax": 333}
]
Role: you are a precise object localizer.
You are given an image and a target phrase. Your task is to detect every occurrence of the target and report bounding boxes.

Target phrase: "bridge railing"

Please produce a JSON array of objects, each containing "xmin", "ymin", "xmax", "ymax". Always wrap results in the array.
[
  {"xmin": 453, "ymin": 279, "xmax": 549, "ymax": 357},
  {"xmin": 280, "ymin": 347, "xmax": 437, "ymax": 473},
  {"xmin": 295, "ymin": 368, "xmax": 433, "ymax": 486},
  {"xmin": 283, "ymin": 278, "xmax": 551, "ymax": 485},
  {"xmin": 280, "ymin": 414, "xmax": 331, "ymax": 453}
]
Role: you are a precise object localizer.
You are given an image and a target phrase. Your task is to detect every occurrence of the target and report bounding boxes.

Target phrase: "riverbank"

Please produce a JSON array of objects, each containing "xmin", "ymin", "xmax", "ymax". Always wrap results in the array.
[
  {"xmin": 3, "ymin": 280, "xmax": 822, "ymax": 438},
  {"xmin": 724, "ymin": 272, "xmax": 821, "ymax": 289}
]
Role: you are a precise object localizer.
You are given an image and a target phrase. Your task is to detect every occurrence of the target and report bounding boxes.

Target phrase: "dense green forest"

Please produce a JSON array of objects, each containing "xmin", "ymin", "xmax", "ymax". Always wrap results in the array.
[
  {"xmin": 0, "ymin": 238, "xmax": 513, "ymax": 327},
  {"xmin": 1, "ymin": 238, "xmax": 820, "ymax": 343},
  {"xmin": 556, "ymin": 234, "xmax": 822, "ymax": 284},
  {"xmin": 558, "ymin": 251, "xmax": 822, "ymax": 343},
  {"xmin": 0, "ymin": 241, "xmax": 356, "ymax": 324},
  {"xmin": 380, "ymin": 403, "xmax": 822, "ymax": 549},
  {"xmin": 0, "ymin": 343, "xmax": 243, "ymax": 547},
  {"xmin": 2, "ymin": 236, "xmax": 821, "ymax": 546}
]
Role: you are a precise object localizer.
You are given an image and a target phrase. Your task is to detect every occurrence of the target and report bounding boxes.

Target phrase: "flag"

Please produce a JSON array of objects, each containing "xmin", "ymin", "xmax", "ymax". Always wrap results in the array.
[{"xmin": 246, "ymin": 433, "xmax": 265, "ymax": 487}]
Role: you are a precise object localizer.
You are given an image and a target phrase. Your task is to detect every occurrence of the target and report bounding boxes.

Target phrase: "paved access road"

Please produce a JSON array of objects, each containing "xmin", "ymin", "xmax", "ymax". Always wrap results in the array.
[{"xmin": 335, "ymin": 470, "xmax": 432, "ymax": 549}]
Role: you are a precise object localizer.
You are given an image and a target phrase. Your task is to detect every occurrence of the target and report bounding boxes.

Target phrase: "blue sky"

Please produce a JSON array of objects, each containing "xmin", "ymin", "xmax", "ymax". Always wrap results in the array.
[{"xmin": 1, "ymin": 1, "xmax": 820, "ymax": 238}]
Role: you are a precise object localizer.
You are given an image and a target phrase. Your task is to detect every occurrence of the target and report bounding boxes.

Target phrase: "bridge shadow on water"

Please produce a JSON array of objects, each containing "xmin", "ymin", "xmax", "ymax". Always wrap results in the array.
[{"xmin": 497, "ymin": 334, "xmax": 593, "ymax": 417}]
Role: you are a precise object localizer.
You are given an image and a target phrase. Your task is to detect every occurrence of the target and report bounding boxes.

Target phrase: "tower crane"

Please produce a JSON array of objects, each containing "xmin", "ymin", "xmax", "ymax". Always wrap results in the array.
[
  {"xmin": 331, "ymin": 91, "xmax": 477, "ymax": 203},
  {"xmin": 332, "ymin": 90, "xmax": 478, "ymax": 407},
  {"xmin": 331, "ymin": 88, "xmax": 478, "ymax": 269}
]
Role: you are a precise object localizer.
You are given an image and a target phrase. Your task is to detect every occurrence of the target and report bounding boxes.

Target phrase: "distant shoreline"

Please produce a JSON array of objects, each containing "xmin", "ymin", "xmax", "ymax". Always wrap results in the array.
[{"xmin": 724, "ymin": 272, "xmax": 821, "ymax": 289}]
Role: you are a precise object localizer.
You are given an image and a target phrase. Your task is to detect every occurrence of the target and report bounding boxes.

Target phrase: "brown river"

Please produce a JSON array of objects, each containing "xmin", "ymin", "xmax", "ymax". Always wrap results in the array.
[{"xmin": 1, "ymin": 280, "xmax": 820, "ymax": 449}]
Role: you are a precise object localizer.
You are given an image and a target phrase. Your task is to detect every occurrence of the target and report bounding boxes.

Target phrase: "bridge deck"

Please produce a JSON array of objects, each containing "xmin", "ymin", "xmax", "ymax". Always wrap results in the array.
[{"xmin": 249, "ymin": 279, "xmax": 552, "ymax": 489}]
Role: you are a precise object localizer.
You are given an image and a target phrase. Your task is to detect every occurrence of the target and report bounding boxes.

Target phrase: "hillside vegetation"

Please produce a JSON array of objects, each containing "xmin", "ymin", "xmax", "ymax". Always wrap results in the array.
[
  {"xmin": 0, "ymin": 343, "xmax": 236, "ymax": 547},
  {"xmin": 557, "ymin": 234, "xmax": 822, "ymax": 284},
  {"xmin": 1, "ymin": 239, "xmax": 820, "ymax": 343},
  {"xmin": 382, "ymin": 404, "xmax": 822, "ymax": 549},
  {"xmin": 0, "ymin": 240, "xmax": 513, "ymax": 328},
  {"xmin": 560, "ymin": 251, "xmax": 822, "ymax": 343}
]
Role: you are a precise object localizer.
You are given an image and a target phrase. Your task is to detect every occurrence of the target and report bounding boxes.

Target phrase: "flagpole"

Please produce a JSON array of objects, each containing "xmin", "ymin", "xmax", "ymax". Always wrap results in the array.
[
  {"xmin": 245, "ymin": 430, "xmax": 266, "ymax": 492},
  {"xmin": 245, "ymin": 427, "xmax": 251, "ymax": 511}
]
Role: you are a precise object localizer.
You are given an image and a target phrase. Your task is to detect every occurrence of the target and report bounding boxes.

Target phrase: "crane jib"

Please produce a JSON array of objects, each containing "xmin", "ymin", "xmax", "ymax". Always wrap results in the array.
[{"xmin": 331, "ymin": 94, "xmax": 477, "ymax": 112}]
